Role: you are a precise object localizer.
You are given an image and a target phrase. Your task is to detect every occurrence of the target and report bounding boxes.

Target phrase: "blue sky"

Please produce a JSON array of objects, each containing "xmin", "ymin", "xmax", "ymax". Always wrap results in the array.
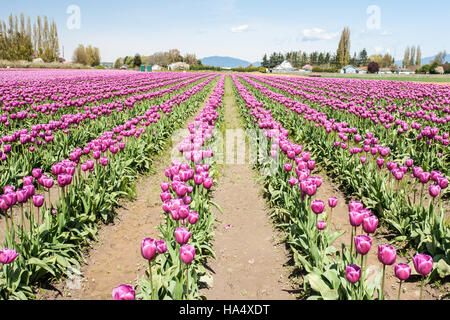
[{"xmin": 1, "ymin": 0, "xmax": 449, "ymax": 62}]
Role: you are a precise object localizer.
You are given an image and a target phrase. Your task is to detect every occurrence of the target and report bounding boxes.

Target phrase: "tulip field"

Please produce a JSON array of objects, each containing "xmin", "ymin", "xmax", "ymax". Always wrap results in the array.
[{"xmin": 0, "ymin": 69, "xmax": 448, "ymax": 300}]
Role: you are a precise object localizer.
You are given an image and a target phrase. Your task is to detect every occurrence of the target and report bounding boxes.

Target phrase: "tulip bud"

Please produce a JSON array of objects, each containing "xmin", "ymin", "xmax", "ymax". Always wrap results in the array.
[
  {"xmin": 112, "ymin": 285, "xmax": 135, "ymax": 300},
  {"xmin": 180, "ymin": 244, "xmax": 195, "ymax": 264},
  {"xmin": 354, "ymin": 235, "xmax": 372, "ymax": 255},
  {"xmin": 346, "ymin": 264, "xmax": 361, "ymax": 283},
  {"xmin": 394, "ymin": 263, "xmax": 411, "ymax": 281},
  {"xmin": 317, "ymin": 220, "xmax": 326, "ymax": 230},
  {"xmin": 377, "ymin": 244, "xmax": 397, "ymax": 265},
  {"xmin": 174, "ymin": 227, "xmax": 192, "ymax": 245},
  {"xmin": 141, "ymin": 238, "xmax": 157, "ymax": 260},
  {"xmin": 328, "ymin": 196, "xmax": 338, "ymax": 208},
  {"xmin": 413, "ymin": 253, "xmax": 433, "ymax": 276},
  {"xmin": 311, "ymin": 200, "xmax": 325, "ymax": 214},
  {"xmin": 0, "ymin": 248, "xmax": 19, "ymax": 264},
  {"xmin": 362, "ymin": 215, "xmax": 378, "ymax": 234},
  {"xmin": 156, "ymin": 240, "xmax": 167, "ymax": 254}
]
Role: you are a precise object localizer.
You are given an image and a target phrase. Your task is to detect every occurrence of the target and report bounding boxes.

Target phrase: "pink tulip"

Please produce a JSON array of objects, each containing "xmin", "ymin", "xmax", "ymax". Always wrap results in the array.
[
  {"xmin": 141, "ymin": 238, "xmax": 157, "ymax": 260},
  {"xmin": 354, "ymin": 235, "xmax": 372, "ymax": 255},
  {"xmin": 362, "ymin": 215, "xmax": 378, "ymax": 234},
  {"xmin": 188, "ymin": 211, "xmax": 199, "ymax": 225},
  {"xmin": 346, "ymin": 264, "xmax": 361, "ymax": 283},
  {"xmin": 413, "ymin": 254, "xmax": 433, "ymax": 276},
  {"xmin": 328, "ymin": 196, "xmax": 338, "ymax": 208},
  {"xmin": 112, "ymin": 285, "xmax": 135, "ymax": 300},
  {"xmin": 428, "ymin": 184, "xmax": 440, "ymax": 198},
  {"xmin": 311, "ymin": 200, "xmax": 325, "ymax": 214},
  {"xmin": 317, "ymin": 220, "xmax": 326, "ymax": 230},
  {"xmin": 174, "ymin": 227, "xmax": 192, "ymax": 245},
  {"xmin": 394, "ymin": 263, "xmax": 411, "ymax": 281},
  {"xmin": 180, "ymin": 244, "xmax": 195, "ymax": 264},
  {"xmin": 348, "ymin": 200, "xmax": 363, "ymax": 212},
  {"xmin": 0, "ymin": 248, "xmax": 18, "ymax": 264},
  {"xmin": 378, "ymin": 245, "xmax": 397, "ymax": 265},
  {"xmin": 203, "ymin": 177, "xmax": 213, "ymax": 189},
  {"xmin": 156, "ymin": 240, "xmax": 167, "ymax": 254}
]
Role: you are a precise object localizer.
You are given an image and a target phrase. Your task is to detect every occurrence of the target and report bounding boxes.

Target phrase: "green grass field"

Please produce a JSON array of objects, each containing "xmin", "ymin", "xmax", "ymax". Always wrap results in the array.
[{"xmin": 316, "ymin": 72, "xmax": 450, "ymax": 83}]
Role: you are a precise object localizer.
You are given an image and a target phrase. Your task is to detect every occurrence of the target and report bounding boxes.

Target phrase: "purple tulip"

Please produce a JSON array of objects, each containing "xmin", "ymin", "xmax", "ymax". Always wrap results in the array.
[
  {"xmin": 0, "ymin": 248, "xmax": 18, "ymax": 264},
  {"xmin": 317, "ymin": 220, "xmax": 326, "ymax": 230},
  {"xmin": 428, "ymin": 184, "xmax": 440, "ymax": 198},
  {"xmin": 394, "ymin": 263, "xmax": 411, "ymax": 281},
  {"xmin": 362, "ymin": 215, "xmax": 378, "ymax": 234},
  {"xmin": 311, "ymin": 200, "xmax": 325, "ymax": 214},
  {"xmin": 180, "ymin": 244, "xmax": 195, "ymax": 264},
  {"xmin": 346, "ymin": 264, "xmax": 361, "ymax": 283},
  {"xmin": 156, "ymin": 240, "xmax": 167, "ymax": 254},
  {"xmin": 354, "ymin": 235, "xmax": 372, "ymax": 255},
  {"xmin": 203, "ymin": 177, "xmax": 213, "ymax": 189},
  {"xmin": 328, "ymin": 196, "xmax": 338, "ymax": 208},
  {"xmin": 32, "ymin": 193, "xmax": 44, "ymax": 207},
  {"xmin": 188, "ymin": 211, "xmax": 199, "ymax": 225},
  {"xmin": 174, "ymin": 227, "xmax": 192, "ymax": 245},
  {"xmin": 349, "ymin": 210, "xmax": 364, "ymax": 227},
  {"xmin": 141, "ymin": 238, "xmax": 157, "ymax": 260},
  {"xmin": 413, "ymin": 253, "xmax": 433, "ymax": 276},
  {"xmin": 378, "ymin": 245, "xmax": 397, "ymax": 265}
]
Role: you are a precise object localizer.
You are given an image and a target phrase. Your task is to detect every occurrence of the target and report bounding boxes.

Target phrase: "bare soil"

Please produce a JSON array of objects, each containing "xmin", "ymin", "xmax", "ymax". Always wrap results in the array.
[{"xmin": 199, "ymin": 77, "xmax": 296, "ymax": 300}]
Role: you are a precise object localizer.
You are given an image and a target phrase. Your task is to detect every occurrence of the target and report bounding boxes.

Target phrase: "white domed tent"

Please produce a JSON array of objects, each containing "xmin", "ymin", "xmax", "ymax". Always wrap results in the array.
[{"xmin": 273, "ymin": 60, "xmax": 297, "ymax": 71}]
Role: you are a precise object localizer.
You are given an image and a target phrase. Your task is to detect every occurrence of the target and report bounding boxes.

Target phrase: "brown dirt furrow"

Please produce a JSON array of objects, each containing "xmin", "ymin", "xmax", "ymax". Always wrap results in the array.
[{"xmin": 200, "ymin": 76, "xmax": 296, "ymax": 300}]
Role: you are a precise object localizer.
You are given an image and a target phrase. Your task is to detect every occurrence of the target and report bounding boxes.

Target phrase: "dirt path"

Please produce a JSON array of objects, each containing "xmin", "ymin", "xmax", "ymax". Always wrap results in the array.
[
  {"xmin": 200, "ymin": 77, "xmax": 296, "ymax": 300},
  {"xmin": 38, "ymin": 86, "xmax": 215, "ymax": 300}
]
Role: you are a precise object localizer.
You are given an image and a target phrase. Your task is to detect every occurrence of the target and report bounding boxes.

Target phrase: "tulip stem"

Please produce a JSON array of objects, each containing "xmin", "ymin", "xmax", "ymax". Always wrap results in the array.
[
  {"xmin": 148, "ymin": 260, "xmax": 153, "ymax": 300},
  {"xmin": 350, "ymin": 226, "xmax": 354, "ymax": 256},
  {"xmin": 20, "ymin": 203, "xmax": 24, "ymax": 233},
  {"xmin": 419, "ymin": 275, "xmax": 424, "ymax": 300},
  {"xmin": 381, "ymin": 264, "xmax": 386, "ymax": 300},
  {"xmin": 360, "ymin": 254, "xmax": 364, "ymax": 299},
  {"xmin": 186, "ymin": 264, "xmax": 189, "ymax": 300},
  {"xmin": 397, "ymin": 280, "xmax": 402, "ymax": 300}
]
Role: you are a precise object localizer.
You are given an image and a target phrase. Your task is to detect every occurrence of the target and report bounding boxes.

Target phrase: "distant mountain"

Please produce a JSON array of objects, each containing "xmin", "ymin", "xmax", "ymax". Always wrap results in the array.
[
  {"xmin": 200, "ymin": 56, "xmax": 259, "ymax": 68},
  {"xmin": 394, "ymin": 54, "xmax": 450, "ymax": 67}
]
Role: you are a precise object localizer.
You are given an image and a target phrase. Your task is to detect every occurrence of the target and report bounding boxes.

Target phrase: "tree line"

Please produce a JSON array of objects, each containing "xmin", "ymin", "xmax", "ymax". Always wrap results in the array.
[
  {"xmin": 0, "ymin": 13, "xmax": 59, "ymax": 62},
  {"xmin": 114, "ymin": 49, "xmax": 200, "ymax": 69},
  {"xmin": 72, "ymin": 44, "xmax": 101, "ymax": 67}
]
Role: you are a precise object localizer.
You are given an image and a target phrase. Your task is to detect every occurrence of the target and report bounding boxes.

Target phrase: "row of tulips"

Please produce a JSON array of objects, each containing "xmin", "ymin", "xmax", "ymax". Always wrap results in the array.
[
  {"xmin": 0, "ymin": 74, "xmax": 210, "ymax": 191},
  {"xmin": 236, "ymin": 75, "xmax": 449, "ymax": 281},
  {"xmin": 1, "ymin": 72, "xmax": 196, "ymax": 129},
  {"xmin": 0, "ymin": 73, "xmax": 205, "ymax": 161},
  {"xmin": 0, "ymin": 74, "xmax": 217, "ymax": 299},
  {"xmin": 232, "ymin": 75, "xmax": 438, "ymax": 299},
  {"xmin": 113, "ymin": 75, "xmax": 226, "ymax": 300},
  {"xmin": 244, "ymin": 75, "xmax": 448, "ymax": 177},
  {"xmin": 269, "ymin": 75, "xmax": 449, "ymax": 129}
]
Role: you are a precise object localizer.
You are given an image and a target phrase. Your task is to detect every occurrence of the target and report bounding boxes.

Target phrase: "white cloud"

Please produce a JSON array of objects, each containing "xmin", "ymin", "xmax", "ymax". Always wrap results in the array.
[
  {"xmin": 302, "ymin": 28, "xmax": 338, "ymax": 41},
  {"xmin": 380, "ymin": 30, "xmax": 391, "ymax": 36},
  {"xmin": 231, "ymin": 25, "xmax": 249, "ymax": 33}
]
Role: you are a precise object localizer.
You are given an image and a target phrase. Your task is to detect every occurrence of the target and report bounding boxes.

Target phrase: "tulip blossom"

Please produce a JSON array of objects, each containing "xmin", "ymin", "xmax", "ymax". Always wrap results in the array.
[
  {"xmin": 174, "ymin": 227, "xmax": 192, "ymax": 245},
  {"xmin": 0, "ymin": 248, "xmax": 19, "ymax": 264},
  {"xmin": 311, "ymin": 200, "xmax": 325, "ymax": 214},
  {"xmin": 395, "ymin": 263, "xmax": 411, "ymax": 300},
  {"xmin": 112, "ymin": 285, "xmax": 136, "ymax": 300},
  {"xmin": 141, "ymin": 238, "xmax": 157, "ymax": 260},
  {"xmin": 345, "ymin": 264, "xmax": 361, "ymax": 283},
  {"xmin": 354, "ymin": 235, "xmax": 372, "ymax": 255},
  {"xmin": 413, "ymin": 253, "xmax": 433, "ymax": 299}
]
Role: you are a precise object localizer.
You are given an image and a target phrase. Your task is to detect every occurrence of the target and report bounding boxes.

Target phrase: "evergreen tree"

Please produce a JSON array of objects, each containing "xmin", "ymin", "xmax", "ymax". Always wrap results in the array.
[
  {"xmin": 402, "ymin": 46, "xmax": 410, "ymax": 68},
  {"xmin": 262, "ymin": 54, "xmax": 269, "ymax": 68},
  {"xmin": 409, "ymin": 46, "xmax": 416, "ymax": 66},
  {"xmin": 336, "ymin": 27, "xmax": 350, "ymax": 67},
  {"xmin": 415, "ymin": 46, "xmax": 421, "ymax": 66}
]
